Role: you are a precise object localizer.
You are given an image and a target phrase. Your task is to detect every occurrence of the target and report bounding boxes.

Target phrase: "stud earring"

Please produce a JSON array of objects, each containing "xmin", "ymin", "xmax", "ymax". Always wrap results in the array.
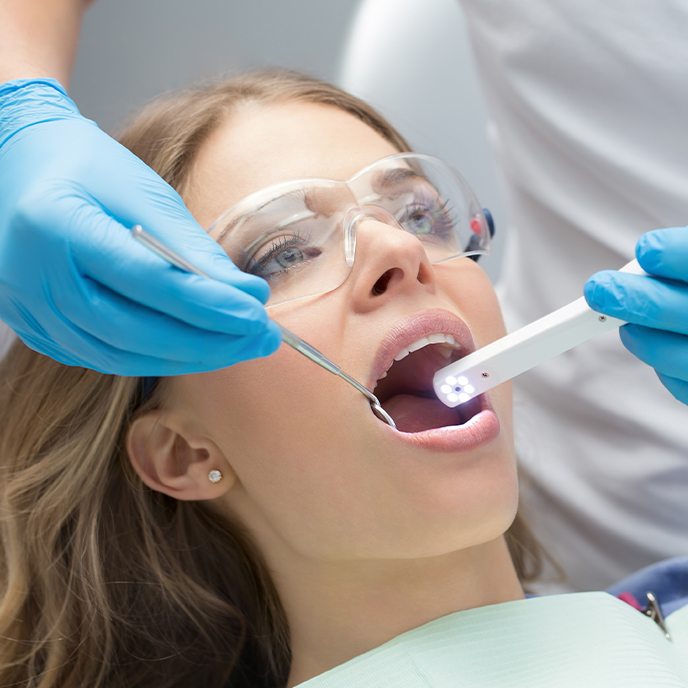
[{"xmin": 208, "ymin": 469, "xmax": 223, "ymax": 484}]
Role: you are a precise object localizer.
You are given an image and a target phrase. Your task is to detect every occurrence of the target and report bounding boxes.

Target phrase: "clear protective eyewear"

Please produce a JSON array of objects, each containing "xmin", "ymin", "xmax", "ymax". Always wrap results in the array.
[{"xmin": 208, "ymin": 153, "xmax": 494, "ymax": 306}]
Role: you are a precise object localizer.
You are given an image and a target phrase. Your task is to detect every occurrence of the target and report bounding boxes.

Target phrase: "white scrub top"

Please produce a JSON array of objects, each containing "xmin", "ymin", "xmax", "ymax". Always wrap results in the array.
[{"xmin": 341, "ymin": 0, "xmax": 688, "ymax": 591}]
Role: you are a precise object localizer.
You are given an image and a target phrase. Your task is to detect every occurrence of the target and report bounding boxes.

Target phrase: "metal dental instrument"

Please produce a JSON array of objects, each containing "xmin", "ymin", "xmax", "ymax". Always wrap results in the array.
[
  {"xmin": 131, "ymin": 225, "xmax": 397, "ymax": 429},
  {"xmin": 434, "ymin": 259, "xmax": 646, "ymax": 407}
]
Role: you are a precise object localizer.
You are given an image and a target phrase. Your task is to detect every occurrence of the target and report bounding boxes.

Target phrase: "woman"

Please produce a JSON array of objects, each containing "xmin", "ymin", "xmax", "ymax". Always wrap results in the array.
[{"xmin": 0, "ymin": 70, "xmax": 685, "ymax": 688}]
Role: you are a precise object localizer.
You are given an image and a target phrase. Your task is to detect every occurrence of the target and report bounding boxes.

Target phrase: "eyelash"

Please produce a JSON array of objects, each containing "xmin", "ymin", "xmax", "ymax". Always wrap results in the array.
[
  {"xmin": 438, "ymin": 199, "xmax": 459, "ymax": 235},
  {"xmin": 400, "ymin": 198, "xmax": 457, "ymax": 237},
  {"xmin": 246, "ymin": 230, "xmax": 311, "ymax": 275}
]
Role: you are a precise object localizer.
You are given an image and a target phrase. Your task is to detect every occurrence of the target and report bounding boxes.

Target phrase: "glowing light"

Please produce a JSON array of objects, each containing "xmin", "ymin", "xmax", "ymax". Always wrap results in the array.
[
  {"xmin": 464, "ymin": 384, "xmax": 475, "ymax": 395},
  {"xmin": 456, "ymin": 376, "xmax": 469, "ymax": 386},
  {"xmin": 440, "ymin": 384, "xmax": 452, "ymax": 395},
  {"xmin": 445, "ymin": 375, "xmax": 457, "ymax": 386},
  {"xmin": 458, "ymin": 392, "xmax": 471, "ymax": 404},
  {"xmin": 447, "ymin": 392, "xmax": 459, "ymax": 403}
]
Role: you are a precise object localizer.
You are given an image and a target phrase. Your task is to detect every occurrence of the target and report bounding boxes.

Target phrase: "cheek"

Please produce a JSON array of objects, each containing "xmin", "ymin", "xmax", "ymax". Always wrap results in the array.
[
  {"xmin": 176, "ymin": 339, "xmax": 381, "ymax": 551},
  {"xmin": 188, "ymin": 347, "xmax": 339, "ymax": 468},
  {"xmin": 439, "ymin": 262, "xmax": 506, "ymax": 344},
  {"xmin": 437, "ymin": 259, "xmax": 510, "ymax": 384}
]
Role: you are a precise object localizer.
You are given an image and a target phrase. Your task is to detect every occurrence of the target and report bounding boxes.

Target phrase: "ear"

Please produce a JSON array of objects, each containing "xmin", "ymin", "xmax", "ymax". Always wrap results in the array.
[{"xmin": 126, "ymin": 409, "xmax": 236, "ymax": 501}]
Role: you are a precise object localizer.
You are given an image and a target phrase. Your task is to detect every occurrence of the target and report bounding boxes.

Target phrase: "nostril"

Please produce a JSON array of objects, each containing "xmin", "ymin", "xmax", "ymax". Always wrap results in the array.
[
  {"xmin": 371, "ymin": 268, "xmax": 397, "ymax": 296},
  {"xmin": 417, "ymin": 262, "xmax": 432, "ymax": 285}
]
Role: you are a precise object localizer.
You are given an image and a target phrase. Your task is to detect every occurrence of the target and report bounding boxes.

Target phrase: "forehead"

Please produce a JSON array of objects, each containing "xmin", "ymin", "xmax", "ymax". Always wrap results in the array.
[{"xmin": 185, "ymin": 100, "xmax": 400, "ymax": 227}]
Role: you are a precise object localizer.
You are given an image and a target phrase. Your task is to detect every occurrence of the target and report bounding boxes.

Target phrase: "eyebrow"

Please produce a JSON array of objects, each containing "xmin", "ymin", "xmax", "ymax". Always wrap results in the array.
[
  {"xmin": 372, "ymin": 167, "xmax": 422, "ymax": 189},
  {"xmin": 215, "ymin": 189, "xmax": 307, "ymax": 243},
  {"xmin": 215, "ymin": 167, "xmax": 424, "ymax": 242}
]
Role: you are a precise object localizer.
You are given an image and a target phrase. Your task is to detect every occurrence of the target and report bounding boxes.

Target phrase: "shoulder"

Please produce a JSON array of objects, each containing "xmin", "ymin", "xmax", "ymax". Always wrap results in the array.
[{"xmin": 606, "ymin": 556, "xmax": 688, "ymax": 617}]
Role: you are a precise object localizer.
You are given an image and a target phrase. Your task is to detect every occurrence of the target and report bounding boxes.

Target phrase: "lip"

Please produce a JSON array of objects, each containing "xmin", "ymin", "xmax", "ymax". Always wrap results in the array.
[
  {"xmin": 367, "ymin": 308, "xmax": 476, "ymax": 390},
  {"xmin": 367, "ymin": 307, "xmax": 499, "ymax": 452},
  {"xmin": 379, "ymin": 393, "xmax": 500, "ymax": 452}
]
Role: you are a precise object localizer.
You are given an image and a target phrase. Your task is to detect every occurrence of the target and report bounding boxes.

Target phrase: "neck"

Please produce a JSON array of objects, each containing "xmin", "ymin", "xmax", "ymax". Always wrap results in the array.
[{"xmin": 281, "ymin": 536, "xmax": 523, "ymax": 687}]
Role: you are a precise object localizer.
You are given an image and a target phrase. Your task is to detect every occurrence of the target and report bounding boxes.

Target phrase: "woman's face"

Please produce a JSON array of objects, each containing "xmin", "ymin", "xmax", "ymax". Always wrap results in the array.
[{"xmin": 169, "ymin": 100, "xmax": 518, "ymax": 561}]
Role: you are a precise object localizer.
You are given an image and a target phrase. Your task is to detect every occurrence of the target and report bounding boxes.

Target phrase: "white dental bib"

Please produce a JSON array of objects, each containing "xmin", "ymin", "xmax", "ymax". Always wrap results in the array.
[{"xmin": 296, "ymin": 593, "xmax": 688, "ymax": 687}]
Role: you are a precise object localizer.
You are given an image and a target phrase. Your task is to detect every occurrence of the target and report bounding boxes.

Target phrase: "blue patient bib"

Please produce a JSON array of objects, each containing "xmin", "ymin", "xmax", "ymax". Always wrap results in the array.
[{"xmin": 296, "ymin": 592, "xmax": 688, "ymax": 687}]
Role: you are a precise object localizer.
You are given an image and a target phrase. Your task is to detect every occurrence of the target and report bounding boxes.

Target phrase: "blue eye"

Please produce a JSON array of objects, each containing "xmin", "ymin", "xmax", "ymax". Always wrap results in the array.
[
  {"xmin": 403, "ymin": 206, "xmax": 434, "ymax": 235},
  {"xmin": 397, "ymin": 199, "xmax": 456, "ymax": 240},
  {"xmin": 274, "ymin": 245, "xmax": 304, "ymax": 268},
  {"xmin": 247, "ymin": 233, "xmax": 322, "ymax": 281}
]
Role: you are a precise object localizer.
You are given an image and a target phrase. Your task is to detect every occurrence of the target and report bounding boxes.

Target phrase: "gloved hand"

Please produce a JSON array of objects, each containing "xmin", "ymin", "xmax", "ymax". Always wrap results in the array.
[
  {"xmin": 584, "ymin": 226, "xmax": 688, "ymax": 404},
  {"xmin": 0, "ymin": 79, "xmax": 281, "ymax": 376}
]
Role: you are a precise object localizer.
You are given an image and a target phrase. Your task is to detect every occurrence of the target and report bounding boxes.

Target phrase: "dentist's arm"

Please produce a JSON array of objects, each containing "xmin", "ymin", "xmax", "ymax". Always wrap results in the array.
[
  {"xmin": 0, "ymin": 1, "xmax": 280, "ymax": 375},
  {"xmin": 585, "ymin": 227, "xmax": 688, "ymax": 405},
  {"xmin": 0, "ymin": 0, "xmax": 91, "ymax": 85}
]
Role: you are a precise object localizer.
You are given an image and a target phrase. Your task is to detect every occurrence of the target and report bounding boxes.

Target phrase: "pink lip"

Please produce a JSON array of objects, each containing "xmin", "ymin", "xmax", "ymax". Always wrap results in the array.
[
  {"xmin": 368, "ymin": 308, "xmax": 476, "ymax": 390},
  {"xmin": 379, "ymin": 394, "xmax": 500, "ymax": 452}
]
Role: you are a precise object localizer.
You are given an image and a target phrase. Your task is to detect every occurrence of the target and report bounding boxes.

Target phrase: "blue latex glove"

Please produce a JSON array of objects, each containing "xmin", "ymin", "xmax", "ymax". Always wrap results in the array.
[
  {"xmin": 0, "ymin": 79, "xmax": 281, "ymax": 375},
  {"xmin": 584, "ymin": 227, "xmax": 688, "ymax": 404}
]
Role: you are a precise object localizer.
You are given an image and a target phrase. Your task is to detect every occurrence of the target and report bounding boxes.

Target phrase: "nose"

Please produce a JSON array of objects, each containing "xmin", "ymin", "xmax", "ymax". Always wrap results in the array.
[{"xmin": 346, "ymin": 206, "xmax": 435, "ymax": 312}]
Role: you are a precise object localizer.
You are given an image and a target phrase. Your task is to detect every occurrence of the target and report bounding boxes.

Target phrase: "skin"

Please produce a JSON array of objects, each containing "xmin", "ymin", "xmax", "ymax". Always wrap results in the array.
[
  {"xmin": 0, "ymin": 0, "xmax": 91, "ymax": 85},
  {"xmin": 127, "ymin": 101, "xmax": 524, "ymax": 686}
]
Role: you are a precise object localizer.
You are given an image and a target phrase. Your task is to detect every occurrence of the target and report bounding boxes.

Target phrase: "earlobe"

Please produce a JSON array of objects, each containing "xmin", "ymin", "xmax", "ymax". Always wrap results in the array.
[{"xmin": 126, "ymin": 410, "xmax": 235, "ymax": 501}]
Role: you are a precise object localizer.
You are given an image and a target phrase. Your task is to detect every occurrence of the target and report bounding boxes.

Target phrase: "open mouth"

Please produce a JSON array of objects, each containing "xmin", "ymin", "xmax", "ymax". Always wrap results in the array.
[{"xmin": 373, "ymin": 337, "xmax": 484, "ymax": 433}]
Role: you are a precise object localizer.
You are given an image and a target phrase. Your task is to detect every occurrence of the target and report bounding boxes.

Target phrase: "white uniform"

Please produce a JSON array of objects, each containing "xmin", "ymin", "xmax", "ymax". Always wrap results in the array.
[{"xmin": 341, "ymin": 0, "xmax": 688, "ymax": 592}]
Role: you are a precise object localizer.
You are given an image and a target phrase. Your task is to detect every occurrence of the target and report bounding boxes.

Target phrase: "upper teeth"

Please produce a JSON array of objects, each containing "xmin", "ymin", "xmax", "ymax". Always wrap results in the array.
[
  {"xmin": 394, "ymin": 333, "xmax": 459, "ymax": 360},
  {"xmin": 377, "ymin": 333, "xmax": 460, "ymax": 380}
]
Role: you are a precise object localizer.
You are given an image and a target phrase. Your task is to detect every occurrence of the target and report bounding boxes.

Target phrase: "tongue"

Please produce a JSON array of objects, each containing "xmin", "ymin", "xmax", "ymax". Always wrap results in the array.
[{"xmin": 384, "ymin": 393, "xmax": 460, "ymax": 433}]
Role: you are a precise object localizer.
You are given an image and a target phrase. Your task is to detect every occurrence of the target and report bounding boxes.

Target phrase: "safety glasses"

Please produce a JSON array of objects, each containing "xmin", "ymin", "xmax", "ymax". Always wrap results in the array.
[{"xmin": 208, "ymin": 153, "xmax": 494, "ymax": 306}]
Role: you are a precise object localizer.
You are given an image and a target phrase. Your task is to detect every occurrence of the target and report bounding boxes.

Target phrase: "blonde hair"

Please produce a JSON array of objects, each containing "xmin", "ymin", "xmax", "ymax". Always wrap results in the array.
[{"xmin": 0, "ymin": 69, "xmax": 544, "ymax": 688}]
